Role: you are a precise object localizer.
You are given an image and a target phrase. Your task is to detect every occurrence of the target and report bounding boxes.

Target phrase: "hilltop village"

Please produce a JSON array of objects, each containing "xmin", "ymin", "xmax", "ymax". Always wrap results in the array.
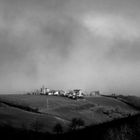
[{"xmin": 28, "ymin": 86, "xmax": 100, "ymax": 100}]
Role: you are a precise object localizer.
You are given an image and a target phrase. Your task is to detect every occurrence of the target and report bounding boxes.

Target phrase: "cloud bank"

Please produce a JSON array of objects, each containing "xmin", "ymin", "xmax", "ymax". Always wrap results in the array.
[{"xmin": 0, "ymin": 0, "xmax": 140, "ymax": 95}]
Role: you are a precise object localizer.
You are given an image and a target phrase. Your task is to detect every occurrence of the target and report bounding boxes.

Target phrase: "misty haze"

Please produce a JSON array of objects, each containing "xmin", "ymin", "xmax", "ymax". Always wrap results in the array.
[
  {"xmin": 0, "ymin": 0, "xmax": 140, "ymax": 140},
  {"xmin": 0, "ymin": 0, "xmax": 140, "ymax": 95}
]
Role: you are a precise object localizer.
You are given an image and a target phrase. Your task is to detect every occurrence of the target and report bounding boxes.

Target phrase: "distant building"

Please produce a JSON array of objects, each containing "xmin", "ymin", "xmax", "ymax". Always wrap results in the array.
[
  {"xmin": 59, "ymin": 90, "xmax": 66, "ymax": 96},
  {"xmin": 111, "ymin": 93, "xmax": 116, "ymax": 96},
  {"xmin": 73, "ymin": 89, "xmax": 83, "ymax": 97},
  {"xmin": 90, "ymin": 91, "xmax": 100, "ymax": 96},
  {"xmin": 48, "ymin": 92, "xmax": 53, "ymax": 95},
  {"xmin": 45, "ymin": 88, "xmax": 50, "ymax": 93},
  {"xmin": 40, "ymin": 85, "xmax": 46, "ymax": 94},
  {"xmin": 54, "ymin": 91, "xmax": 59, "ymax": 96},
  {"xmin": 66, "ymin": 89, "xmax": 84, "ymax": 99},
  {"xmin": 30, "ymin": 85, "xmax": 85, "ymax": 100},
  {"xmin": 40, "ymin": 86, "xmax": 51, "ymax": 95},
  {"xmin": 48, "ymin": 90, "xmax": 55, "ymax": 95}
]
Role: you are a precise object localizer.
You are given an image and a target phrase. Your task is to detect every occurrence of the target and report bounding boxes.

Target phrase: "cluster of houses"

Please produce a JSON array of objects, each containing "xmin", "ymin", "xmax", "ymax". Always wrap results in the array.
[{"xmin": 29, "ymin": 86, "xmax": 100, "ymax": 100}]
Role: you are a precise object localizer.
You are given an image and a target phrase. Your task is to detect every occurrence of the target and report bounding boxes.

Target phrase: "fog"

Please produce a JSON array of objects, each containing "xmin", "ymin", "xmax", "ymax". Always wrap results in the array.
[{"xmin": 0, "ymin": 0, "xmax": 140, "ymax": 95}]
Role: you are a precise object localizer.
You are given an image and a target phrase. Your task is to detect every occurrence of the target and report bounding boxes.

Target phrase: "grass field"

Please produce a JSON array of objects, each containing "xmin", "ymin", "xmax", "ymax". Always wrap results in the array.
[
  {"xmin": 85, "ymin": 96, "xmax": 135, "ymax": 110},
  {"xmin": 117, "ymin": 95, "xmax": 140, "ymax": 109},
  {"xmin": 0, "ymin": 102, "xmax": 66, "ymax": 133},
  {"xmin": 0, "ymin": 94, "xmax": 138, "ymax": 132}
]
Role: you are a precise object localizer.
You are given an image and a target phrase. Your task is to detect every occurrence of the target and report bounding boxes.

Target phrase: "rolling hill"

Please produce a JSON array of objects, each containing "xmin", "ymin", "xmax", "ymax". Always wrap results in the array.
[{"xmin": 0, "ymin": 94, "xmax": 138, "ymax": 132}]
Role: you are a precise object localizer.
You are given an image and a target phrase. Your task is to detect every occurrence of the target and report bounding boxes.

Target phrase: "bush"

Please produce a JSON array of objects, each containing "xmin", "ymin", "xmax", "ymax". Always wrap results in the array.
[
  {"xmin": 30, "ymin": 119, "xmax": 44, "ymax": 132},
  {"xmin": 69, "ymin": 118, "xmax": 85, "ymax": 130},
  {"xmin": 53, "ymin": 123, "xmax": 63, "ymax": 134}
]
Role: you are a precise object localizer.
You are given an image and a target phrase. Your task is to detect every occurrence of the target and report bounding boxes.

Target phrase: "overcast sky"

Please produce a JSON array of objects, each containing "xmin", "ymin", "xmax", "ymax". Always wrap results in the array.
[{"xmin": 0, "ymin": 0, "xmax": 140, "ymax": 94}]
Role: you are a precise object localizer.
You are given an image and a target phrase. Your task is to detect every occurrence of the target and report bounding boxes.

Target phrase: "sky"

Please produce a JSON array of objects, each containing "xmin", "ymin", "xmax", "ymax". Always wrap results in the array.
[{"xmin": 0, "ymin": 0, "xmax": 140, "ymax": 95}]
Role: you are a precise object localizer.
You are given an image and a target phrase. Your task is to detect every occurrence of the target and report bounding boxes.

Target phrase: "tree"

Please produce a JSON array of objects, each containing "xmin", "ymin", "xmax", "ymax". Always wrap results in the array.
[
  {"xmin": 53, "ymin": 123, "xmax": 63, "ymax": 134},
  {"xmin": 77, "ymin": 118, "xmax": 85, "ymax": 127},
  {"xmin": 30, "ymin": 119, "xmax": 44, "ymax": 132},
  {"xmin": 70, "ymin": 118, "xmax": 85, "ymax": 130},
  {"xmin": 70, "ymin": 118, "xmax": 78, "ymax": 130}
]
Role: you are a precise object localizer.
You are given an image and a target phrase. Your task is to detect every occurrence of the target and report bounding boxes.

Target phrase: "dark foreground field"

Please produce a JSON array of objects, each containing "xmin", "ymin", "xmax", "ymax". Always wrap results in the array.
[
  {"xmin": 1, "ymin": 113, "xmax": 140, "ymax": 140},
  {"xmin": 0, "ymin": 94, "xmax": 140, "ymax": 140}
]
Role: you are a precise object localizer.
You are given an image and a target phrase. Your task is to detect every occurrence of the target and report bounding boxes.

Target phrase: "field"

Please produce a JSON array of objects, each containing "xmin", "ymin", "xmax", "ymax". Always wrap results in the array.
[
  {"xmin": 0, "ymin": 94, "xmax": 138, "ymax": 133},
  {"xmin": 0, "ymin": 102, "xmax": 66, "ymax": 133},
  {"xmin": 117, "ymin": 95, "xmax": 140, "ymax": 109}
]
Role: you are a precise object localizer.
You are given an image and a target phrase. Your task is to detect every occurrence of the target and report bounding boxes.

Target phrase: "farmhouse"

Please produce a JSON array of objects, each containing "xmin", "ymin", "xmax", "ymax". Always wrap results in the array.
[
  {"xmin": 90, "ymin": 91, "xmax": 100, "ymax": 96},
  {"xmin": 48, "ymin": 92, "xmax": 53, "ymax": 95},
  {"xmin": 40, "ymin": 86, "xmax": 50, "ymax": 95},
  {"xmin": 73, "ymin": 89, "xmax": 84, "ymax": 98},
  {"xmin": 53, "ymin": 91, "xmax": 59, "ymax": 96},
  {"xmin": 59, "ymin": 90, "xmax": 66, "ymax": 96},
  {"xmin": 46, "ymin": 90, "xmax": 54, "ymax": 95},
  {"xmin": 30, "ymin": 86, "xmax": 85, "ymax": 100},
  {"xmin": 66, "ymin": 89, "xmax": 84, "ymax": 99}
]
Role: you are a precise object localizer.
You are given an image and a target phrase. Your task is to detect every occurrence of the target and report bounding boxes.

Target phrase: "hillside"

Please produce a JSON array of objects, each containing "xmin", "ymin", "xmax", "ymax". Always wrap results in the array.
[
  {"xmin": 117, "ymin": 95, "xmax": 140, "ymax": 109},
  {"xmin": 0, "ymin": 102, "xmax": 67, "ymax": 133},
  {"xmin": 0, "ymin": 94, "xmax": 138, "ymax": 132}
]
